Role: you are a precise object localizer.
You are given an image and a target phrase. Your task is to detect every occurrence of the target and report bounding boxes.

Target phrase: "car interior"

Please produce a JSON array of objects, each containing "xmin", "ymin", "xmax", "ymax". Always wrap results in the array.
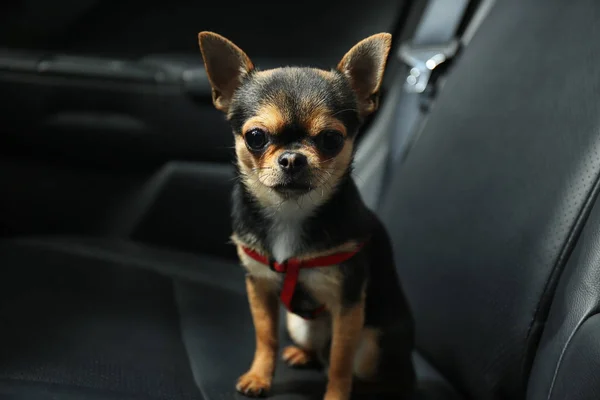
[{"xmin": 2, "ymin": 0, "xmax": 600, "ymax": 399}]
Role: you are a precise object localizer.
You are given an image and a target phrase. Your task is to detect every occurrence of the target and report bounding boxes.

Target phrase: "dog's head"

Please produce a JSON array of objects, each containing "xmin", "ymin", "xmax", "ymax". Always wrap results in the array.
[{"xmin": 198, "ymin": 32, "xmax": 391, "ymax": 208}]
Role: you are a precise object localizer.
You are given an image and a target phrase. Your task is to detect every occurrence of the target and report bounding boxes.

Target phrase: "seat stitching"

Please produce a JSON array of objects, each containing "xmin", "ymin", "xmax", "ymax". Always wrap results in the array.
[
  {"xmin": 546, "ymin": 310, "xmax": 600, "ymax": 399},
  {"xmin": 522, "ymin": 168, "xmax": 600, "ymax": 389}
]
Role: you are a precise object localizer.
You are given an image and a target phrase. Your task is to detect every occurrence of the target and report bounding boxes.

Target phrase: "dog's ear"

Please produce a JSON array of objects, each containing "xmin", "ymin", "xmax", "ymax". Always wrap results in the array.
[
  {"xmin": 337, "ymin": 33, "xmax": 392, "ymax": 117},
  {"xmin": 198, "ymin": 31, "xmax": 254, "ymax": 113}
]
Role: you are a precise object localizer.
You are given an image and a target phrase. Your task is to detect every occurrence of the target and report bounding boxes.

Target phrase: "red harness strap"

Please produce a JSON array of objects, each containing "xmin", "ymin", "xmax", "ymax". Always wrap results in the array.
[{"xmin": 241, "ymin": 244, "xmax": 364, "ymax": 319}]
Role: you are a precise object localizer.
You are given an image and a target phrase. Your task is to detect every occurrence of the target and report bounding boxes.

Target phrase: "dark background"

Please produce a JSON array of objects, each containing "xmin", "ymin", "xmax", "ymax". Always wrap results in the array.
[{"xmin": 0, "ymin": 0, "xmax": 408, "ymax": 258}]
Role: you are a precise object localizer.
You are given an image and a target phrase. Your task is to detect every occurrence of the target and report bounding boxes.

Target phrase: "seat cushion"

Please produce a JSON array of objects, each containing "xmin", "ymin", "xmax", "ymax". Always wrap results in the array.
[
  {"xmin": 0, "ymin": 237, "xmax": 462, "ymax": 400},
  {"xmin": 0, "ymin": 237, "xmax": 206, "ymax": 400}
]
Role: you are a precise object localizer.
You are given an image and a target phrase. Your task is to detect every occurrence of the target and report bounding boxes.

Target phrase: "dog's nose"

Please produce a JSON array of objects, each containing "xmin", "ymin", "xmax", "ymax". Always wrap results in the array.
[{"xmin": 278, "ymin": 152, "xmax": 307, "ymax": 173}]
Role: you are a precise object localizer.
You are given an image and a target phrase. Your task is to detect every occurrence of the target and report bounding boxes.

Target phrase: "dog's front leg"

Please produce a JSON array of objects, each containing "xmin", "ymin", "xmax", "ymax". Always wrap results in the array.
[
  {"xmin": 324, "ymin": 299, "xmax": 365, "ymax": 400},
  {"xmin": 236, "ymin": 275, "xmax": 279, "ymax": 397}
]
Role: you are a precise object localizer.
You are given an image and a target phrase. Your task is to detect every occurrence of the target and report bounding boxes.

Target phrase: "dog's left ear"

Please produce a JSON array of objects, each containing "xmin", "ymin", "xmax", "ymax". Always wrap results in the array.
[
  {"xmin": 337, "ymin": 33, "xmax": 392, "ymax": 117},
  {"xmin": 198, "ymin": 31, "xmax": 254, "ymax": 113}
]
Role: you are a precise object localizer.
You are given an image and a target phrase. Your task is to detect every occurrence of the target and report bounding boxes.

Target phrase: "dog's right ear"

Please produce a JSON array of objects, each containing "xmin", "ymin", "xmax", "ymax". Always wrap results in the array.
[
  {"xmin": 337, "ymin": 33, "xmax": 392, "ymax": 117},
  {"xmin": 198, "ymin": 31, "xmax": 254, "ymax": 113}
]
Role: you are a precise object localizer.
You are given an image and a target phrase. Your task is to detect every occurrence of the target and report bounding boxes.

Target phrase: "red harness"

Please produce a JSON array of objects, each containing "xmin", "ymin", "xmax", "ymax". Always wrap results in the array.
[{"xmin": 242, "ymin": 244, "xmax": 364, "ymax": 319}]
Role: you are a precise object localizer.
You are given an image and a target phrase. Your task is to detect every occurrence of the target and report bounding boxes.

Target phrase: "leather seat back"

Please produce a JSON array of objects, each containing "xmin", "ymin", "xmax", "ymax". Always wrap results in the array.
[{"xmin": 380, "ymin": 0, "xmax": 600, "ymax": 398}]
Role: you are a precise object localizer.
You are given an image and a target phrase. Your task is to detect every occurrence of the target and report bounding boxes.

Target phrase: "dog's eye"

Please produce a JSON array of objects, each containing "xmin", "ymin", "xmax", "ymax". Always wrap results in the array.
[
  {"xmin": 245, "ymin": 128, "xmax": 267, "ymax": 150},
  {"xmin": 318, "ymin": 130, "xmax": 344, "ymax": 154}
]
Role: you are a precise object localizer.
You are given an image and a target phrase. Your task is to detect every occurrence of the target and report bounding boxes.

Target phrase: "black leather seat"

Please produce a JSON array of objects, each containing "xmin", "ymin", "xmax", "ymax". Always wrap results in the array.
[
  {"xmin": 0, "ymin": 237, "xmax": 462, "ymax": 400},
  {"xmin": 2, "ymin": 0, "xmax": 600, "ymax": 399}
]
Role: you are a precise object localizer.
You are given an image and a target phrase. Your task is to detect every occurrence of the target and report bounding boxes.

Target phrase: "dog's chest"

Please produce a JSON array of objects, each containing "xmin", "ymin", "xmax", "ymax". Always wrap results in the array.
[
  {"xmin": 240, "ymin": 227, "xmax": 341, "ymax": 295},
  {"xmin": 269, "ymin": 223, "xmax": 302, "ymax": 263},
  {"xmin": 238, "ymin": 199, "xmax": 341, "ymax": 296},
  {"xmin": 266, "ymin": 200, "xmax": 313, "ymax": 263},
  {"xmin": 241, "ymin": 255, "xmax": 340, "ymax": 297}
]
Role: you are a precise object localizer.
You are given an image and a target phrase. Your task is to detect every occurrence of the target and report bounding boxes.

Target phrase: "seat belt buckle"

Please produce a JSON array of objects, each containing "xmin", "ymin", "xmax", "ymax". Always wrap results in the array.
[{"xmin": 399, "ymin": 40, "xmax": 460, "ymax": 93}]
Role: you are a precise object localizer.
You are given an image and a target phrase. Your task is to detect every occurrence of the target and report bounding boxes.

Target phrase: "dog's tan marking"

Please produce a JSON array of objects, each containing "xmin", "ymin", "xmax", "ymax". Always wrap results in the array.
[
  {"xmin": 234, "ymin": 135, "xmax": 254, "ymax": 170},
  {"xmin": 311, "ymin": 139, "xmax": 354, "ymax": 196},
  {"xmin": 256, "ymin": 144, "xmax": 281, "ymax": 171},
  {"xmin": 307, "ymin": 114, "xmax": 347, "ymax": 137},
  {"xmin": 329, "ymin": 138, "xmax": 353, "ymax": 169},
  {"xmin": 242, "ymin": 102, "xmax": 288, "ymax": 135},
  {"xmin": 236, "ymin": 275, "xmax": 279, "ymax": 397},
  {"xmin": 233, "ymin": 134, "xmax": 284, "ymax": 205},
  {"xmin": 292, "ymin": 83, "xmax": 348, "ymax": 138},
  {"xmin": 324, "ymin": 299, "xmax": 366, "ymax": 400},
  {"xmin": 234, "ymin": 135, "xmax": 280, "ymax": 206},
  {"xmin": 282, "ymin": 345, "xmax": 313, "ymax": 367}
]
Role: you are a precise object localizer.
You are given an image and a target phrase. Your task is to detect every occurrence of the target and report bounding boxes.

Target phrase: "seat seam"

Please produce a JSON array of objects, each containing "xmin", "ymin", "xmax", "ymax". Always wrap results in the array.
[
  {"xmin": 413, "ymin": 348, "xmax": 469, "ymax": 399},
  {"xmin": 5, "ymin": 238, "xmax": 243, "ymax": 294},
  {"xmin": 522, "ymin": 168, "xmax": 600, "ymax": 386},
  {"xmin": 545, "ymin": 310, "xmax": 600, "ymax": 400}
]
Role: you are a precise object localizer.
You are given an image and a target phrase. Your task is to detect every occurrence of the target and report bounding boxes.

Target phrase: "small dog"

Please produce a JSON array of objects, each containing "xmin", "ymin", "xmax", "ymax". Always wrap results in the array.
[{"xmin": 198, "ymin": 31, "xmax": 415, "ymax": 400}]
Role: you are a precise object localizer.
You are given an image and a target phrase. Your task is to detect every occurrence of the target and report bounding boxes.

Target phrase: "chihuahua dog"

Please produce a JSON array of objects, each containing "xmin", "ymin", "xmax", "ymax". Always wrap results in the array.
[{"xmin": 198, "ymin": 32, "xmax": 415, "ymax": 400}]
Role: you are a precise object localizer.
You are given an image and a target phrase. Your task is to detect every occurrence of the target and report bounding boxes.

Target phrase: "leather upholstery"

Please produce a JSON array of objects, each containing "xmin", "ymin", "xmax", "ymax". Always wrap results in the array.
[
  {"xmin": 527, "ymin": 177, "xmax": 600, "ymax": 400},
  {"xmin": 540, "ymin": 315, "xmax": 600, "ymax": 400},
  {"xmin": 380, "ymin": 0, "xmax": 600, "ymax": 398},
  {"xmin": 0, "ymin": 237, "xmax": 460, "ymax": 400}
]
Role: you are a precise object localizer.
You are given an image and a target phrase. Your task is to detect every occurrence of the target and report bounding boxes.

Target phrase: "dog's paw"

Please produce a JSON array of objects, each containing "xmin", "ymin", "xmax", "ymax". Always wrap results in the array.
[
  {"xmin": 282, "ymin": 345, "xmax": 313, "ymax": 367},
  {"xmin": 323, "ymin": 386, "xmax": 351, "ymax": 400},
  {"xmin": 323, "ymin": 391, "xmax": 349, "ymax": 400},
  {"xmin": 236, "ymin": 372, "xmax": 271, "ymax": 397}
]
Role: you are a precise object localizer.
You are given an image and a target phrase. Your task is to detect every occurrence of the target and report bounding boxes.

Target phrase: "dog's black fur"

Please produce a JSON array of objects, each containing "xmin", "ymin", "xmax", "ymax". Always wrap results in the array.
[{"xmin": 199, "ymin": 31, "xmax": 415, "ymax": 399}]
